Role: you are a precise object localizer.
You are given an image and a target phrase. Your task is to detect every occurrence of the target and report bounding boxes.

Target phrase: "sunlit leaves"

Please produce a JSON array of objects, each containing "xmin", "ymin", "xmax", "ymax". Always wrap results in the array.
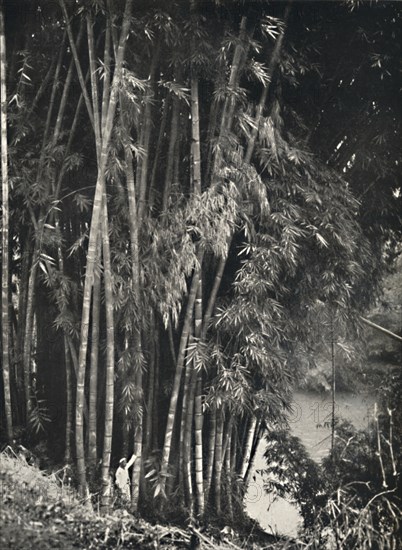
[
  {"xmin": 159, "ymin": 80, "xmax": 190, "ymax": 104},
  {"xmin": 245, "ymin": 60, "xmax": 271, "ymax": 85},
  {"xmin": 185, "ymin": 338, "xmax": 211, "ymax": 373},
  {"xmin": 260, "ymin": 15, "xmax": 285, "ymax": 40}
]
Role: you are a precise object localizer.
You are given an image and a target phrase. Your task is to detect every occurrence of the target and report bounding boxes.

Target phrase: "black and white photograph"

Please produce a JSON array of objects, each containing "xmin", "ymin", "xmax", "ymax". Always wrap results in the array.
[{"xmin": 0, "ymin": 0, "xmax": 401, "ymax": 548}]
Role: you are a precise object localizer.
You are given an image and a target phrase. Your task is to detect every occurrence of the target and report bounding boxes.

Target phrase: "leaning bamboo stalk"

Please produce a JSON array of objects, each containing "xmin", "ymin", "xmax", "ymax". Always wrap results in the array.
[
  {"xmin": 162, "ymin": 97, "xmax": 180, "ymax": 215},
  {"xmin": 54, "ymin": 69, "xmax": 89, "ymax": 200},
  {"xmin": 148, "ymin": 95, "xmax": 169, "ymax": 210},
  {"xmin": 100, "ymin": 17, "xmax": 111, "ymax": 127},
  {"xmin": 203, "ymin": 8, "xmax": 291, "ymax": 338},
  {"xmin": 240, "ymin": 415, "xmax": 257, "ymax": 479},
  {"xmin": 59, "ymin": 0, "xmax": 94, "ymax": 129},
  {"xmin": 244, "ymin": 3, "xmax": 291, "ymax": 164},
  {"xmin": 202, "ymin": 255, "xmax": 227, "ymax": 338},
  {"xmin": 244, "ymin": 422, "xmax": 264, "ymax": 490},
  {"xmin": 137, "ymin": 41, "xmax": 160, "ymax": 223},
  {"xmin": 80, "ymin": 101, "xmax": 110, "ymax": 480},
  {"xmin": 360, "ymin": 316, "xmax": 402, "ymax": 343},
  {"xmin": 39, "ymin": 31, "xmax": 66, "ymax": 160},
  {"xmin": 217, "ymin": 16, "xmax": 248, "ymax": 138},
  {"xmin": 209, "ymin": 16, "xmax": 248, "ymax": 184},
  {"xmin": 52, "ymin": 22, "xmax": 85, "ymax": 153},
  {"xmin": 27, "ymin": 55, "xmax": 57, "ymax": 117},
  {"xmin": 159, "ymin": 252, "xmax": 204, "ymax": 494},
  {"xmin": 87, "ymin": 12, "xmax": 102, "ymax": 158}
]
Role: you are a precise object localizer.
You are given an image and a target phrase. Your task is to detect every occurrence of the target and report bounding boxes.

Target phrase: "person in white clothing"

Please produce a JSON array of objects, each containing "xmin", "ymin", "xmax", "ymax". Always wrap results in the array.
[{"xmin": 115, "ymin": 454, "xmax": 137, "ymax": 500}]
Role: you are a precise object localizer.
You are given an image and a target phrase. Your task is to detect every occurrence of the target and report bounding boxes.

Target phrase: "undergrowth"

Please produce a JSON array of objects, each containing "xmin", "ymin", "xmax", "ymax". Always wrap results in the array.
[{"xmin": 0, "ymin": 451, "xmax": 280, "ymax": 549}]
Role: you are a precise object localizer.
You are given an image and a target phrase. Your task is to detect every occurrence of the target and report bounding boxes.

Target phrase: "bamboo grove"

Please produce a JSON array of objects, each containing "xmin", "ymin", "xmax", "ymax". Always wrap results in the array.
[{"xmin": 0, "ymin": 0, "xmax": 400, "ymax": 520}]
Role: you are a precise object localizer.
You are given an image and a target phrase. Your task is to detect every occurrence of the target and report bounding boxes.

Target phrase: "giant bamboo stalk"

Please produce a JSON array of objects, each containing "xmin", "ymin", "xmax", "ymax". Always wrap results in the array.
[
  {"xmin": 191, "ymin": 69, "xmax": 205, "ymax": 517},
  {"xmin": 224, "ymin": 420, "xmax": 233, "ymax": 519},
  {"xmin": 204, "ymin": 406, "xmax": 216, "ymax": 501},
  {"xmin": 55, "ymin": 223, "xmax": 74, "ymax": 465},
  {"xmin": 131, "ymin": 347, "xmax": 144, "ymax": 512},
  {"xmin": 144, "ymin": 319, "xmax": 156, "ymax": 455},
  {"xmin": 183, "ymin": 366, "xmax": 196, "ymax": 514},
  {"xmin": 161, "ymin": 97, "xmax": 180, "ymax": 215},
  {"xmin": 179, "ymin": 335, "xmax": 192, "ymax": 492},
  {"xmin": 100, "ymin": 196, "xmax": 115, "ymax": 511},
  {"xmin": 194, "ymin": 375, "xmax": 204, "ymax": 516},
  {"xmin": 152, "ymin": 332, "xmax": 160, "ymax": 450},
  {"xmin": 88, "ymin": 235, "xmax": 101, "ymax": 467},
  {"xmin": 15, "ymin": 233, "xmax": 30, "ymax": 421},
  {"xmin": 0, "ymin": 0, "xmax": 13, "ymax": 441},
  {"xmin": 64, "ymin": 335, "xmax": 73, "ymax": 464},
  {"xmin": 123, "ymin": 133, "xmax": 144, "ymax": 513},
  {"xmin": 137, "ymin": 40, "xmax": 160, "ymax": 223},
  {"xmin": 148, "ymin": 96, "xmax": 169, "ymax": 210},
  {"xmin": 214, "ymin": 408, "xmax": 224, "ymax": 514},
  {"xmin": 86, "ymin": 11, "xmax": 103, "ymax": 469}
]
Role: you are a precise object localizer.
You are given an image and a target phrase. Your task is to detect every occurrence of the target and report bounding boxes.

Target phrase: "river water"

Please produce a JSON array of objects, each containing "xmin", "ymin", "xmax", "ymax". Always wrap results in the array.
[{"xmin": 246, "ymin": 391, "xmax": 375, "ymax": 537}]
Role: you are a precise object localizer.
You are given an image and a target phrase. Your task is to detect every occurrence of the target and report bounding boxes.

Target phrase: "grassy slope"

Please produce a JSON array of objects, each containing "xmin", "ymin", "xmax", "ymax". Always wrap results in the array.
[{"xmin": 0, "ymin": 452, "xmax": 282, "ymax": 550}]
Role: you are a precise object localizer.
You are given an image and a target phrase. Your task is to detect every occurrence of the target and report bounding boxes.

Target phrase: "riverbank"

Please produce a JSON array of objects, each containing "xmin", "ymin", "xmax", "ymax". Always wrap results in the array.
[{"xmin": 246, "ymin": 390, "xmax": 376, "ymax": 537}]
